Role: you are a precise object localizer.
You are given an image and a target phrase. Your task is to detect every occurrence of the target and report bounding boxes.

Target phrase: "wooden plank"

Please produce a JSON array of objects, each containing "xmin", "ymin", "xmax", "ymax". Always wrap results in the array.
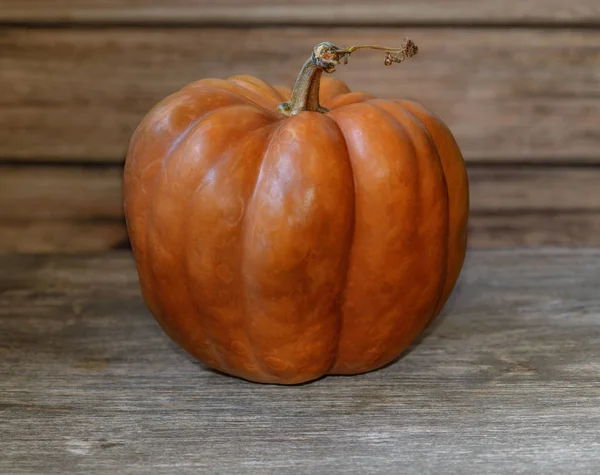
[
  {"xmin": 1, "ymin": 28, "xmax": 599, "ymax": 162},
  {"xmin": 5, "ymin": 212, "xmax": 599, "ymax": 252},
  {"xmin": 467, "ymin": 166, "xmax": 600, "ymax": 211},
  {"xmin": 1, "ymin": 249, "xmax": 599, "ymax": 473},
  {"xmin": 1, "ymin": 1, "xmax": 599, "ymax": 25},
  {"xmin": 468, "ymin": 212, "xmax": 600, "ymax": 248},
  {"xmin": 1, "ymin": 164, "xmax": 600, "ymax": 251},
  {"xmin": 0, "ymin": 220, "xmax": 128, "ymax": 252},
  {"xmin": 0, "ymin": 165, "xmax": 123, "ymax": 220},
  {"xmin": 0, "ymin": 165, "xmax": 125, "ymax": 252},
  {"xmin": 4, "ymin": 212, "xmax": 600, "ymax": 252},
  {"xmin": 3, "ymin": 165, "xmax": 598, "ymax": 219}
]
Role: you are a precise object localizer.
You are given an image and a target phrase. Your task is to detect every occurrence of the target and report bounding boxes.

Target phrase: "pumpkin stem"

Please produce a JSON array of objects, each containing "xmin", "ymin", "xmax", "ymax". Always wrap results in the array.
[{"xmin": 277, "ymin": 38, "xmax": 418, "ymax": 117}]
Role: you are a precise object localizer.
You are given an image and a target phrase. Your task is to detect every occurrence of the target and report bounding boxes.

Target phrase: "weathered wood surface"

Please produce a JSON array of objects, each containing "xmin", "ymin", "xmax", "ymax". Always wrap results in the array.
[
  {"xmin": 0, "ymin": 166, "xmax": 122, "ymax": 220},
  {"xmin": 1, "ymin": 249, "xmax": 599, "ymax": 473},
  {"xmin": 1, "ymin": 0, "xmax": 599, "ymax": 25},
  {"xmin": 4, "ymin": 165, "xmax": 599, "ymax": 219},
  {"xmin": 0, "ymin": 220, "xmax": 128, "ymax": 253},
  {"xmin": 5, "ymin": 212, "xmax": 600, "ymax": 252},
  {"xmin": 1, "ymin": 27, "xmax": 599, "ymax": 162},
  {"xmin": 0, "ymin": 165, "xmax": 125, "ymax": 252},
  {"xmin": 6, "ymin": 212, "xmax": 600, "ymax": 252},
  {"xmin": 2, "ymin": 164, "xmax": 600, "ymax": 251},
  {"xmin": 467, "ymin": 212, "xmax": 600, "ymax": 248}
]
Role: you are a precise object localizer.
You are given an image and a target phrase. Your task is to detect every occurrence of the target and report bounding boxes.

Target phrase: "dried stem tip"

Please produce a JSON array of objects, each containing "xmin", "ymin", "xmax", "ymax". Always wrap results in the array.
[
  {"xmin": 312, "ymin": 37, "xmax": 419, "ymax": 73},
  {"xmin": 278, "ymin": 37, "xmax": 419, "ymax": 117},
  {"xmin": 384, "ymin": 39, "xmax": 418, "ymax": 66},
  {"xmin": 334, "ymin": 37, "xmax": 419, "ymax": 68}
]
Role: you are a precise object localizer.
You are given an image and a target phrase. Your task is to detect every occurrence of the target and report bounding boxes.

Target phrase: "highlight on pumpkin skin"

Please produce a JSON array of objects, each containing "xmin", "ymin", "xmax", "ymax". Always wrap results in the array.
[{"xmin": 278, "ymin": 38, "xmax": 419, "ymax": 117}]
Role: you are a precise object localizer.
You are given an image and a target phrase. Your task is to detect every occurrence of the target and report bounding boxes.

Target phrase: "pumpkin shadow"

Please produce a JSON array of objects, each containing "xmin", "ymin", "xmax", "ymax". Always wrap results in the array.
[
  {"xmin": 202, "ymin": 366, "xmax": 329, "ymax": 387},
  {"xmin": 163, "ymin": 278, "xmax": 465, "ymax": 386},
  {"xmin": 328, "ymin": 278, "xmax": 465, "ymax": 379},
  {"xmin": 398, "ymin": 280, "xmax": 463, "ymax": 360}
]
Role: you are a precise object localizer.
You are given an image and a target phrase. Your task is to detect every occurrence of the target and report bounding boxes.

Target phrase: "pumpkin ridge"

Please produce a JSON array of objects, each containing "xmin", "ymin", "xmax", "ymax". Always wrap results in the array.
[
  {"xmin": 395, "ymin": 103, "xmax": 451, "ymax": 323},
  {"xmin": 327, "ymin": 92, "xmax": 377, "ymax": 111},
  {"xmin": 272, "ymin": 84, "xmax": 292, "ymax": 101},
  {"xmin": 183, "ymin": 81, "xmax": 282, "ymax": 118},
  {"xmin": 146, "ymin": 104, "xmax": 267, "ymax": 371},
  {"xmin": 328, "ymin": 101, "xmax": 447, "ymax": 373},
  {"xmin": 142, "ymin": 101, "xmax": 228, "ymax": 328},
  {"xmin": 228, "ymin": 75, "xmax": 286, "ymax": 105},
  {"xmin": 317, "ymin": 77, "xmax": 351, "ymax": 108},
  {"xmin": 240, "ymin": 122, "xmax": 285, "ymax": 382},
  {"xmin": 326, "ymin": 113, "xmax": 357, "ymax": 374},
  {"xmin": 181, "ymin": 109, "xmax": 279, "ymax": 377},
  {"xmin": 363, "ymin": 101, "xmax": 425, "ymax": 367},
  {"xmin": 395, "ymin": 100, "xmax": 468, "ymax": 317},
  {"xmin": 238, "ymin": 113, "xmax": 354, "ymax": 383},
  {"xmin": 369, "ymin": 100, "xmax": 450, "ymax": 327},
  {"xmin": 328, "ymin": 101, "xmax": 420, "ymax": 372},
  {"xmin": 125, "ymin": 88, "xmax": 245, "ymax": 327}
]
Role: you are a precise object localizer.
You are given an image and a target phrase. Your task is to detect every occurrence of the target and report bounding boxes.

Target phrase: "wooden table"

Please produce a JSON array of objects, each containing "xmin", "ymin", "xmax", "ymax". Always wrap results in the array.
[{"xmin": 2, "ymin": 249, "xmax": 599, "ymax": 474}]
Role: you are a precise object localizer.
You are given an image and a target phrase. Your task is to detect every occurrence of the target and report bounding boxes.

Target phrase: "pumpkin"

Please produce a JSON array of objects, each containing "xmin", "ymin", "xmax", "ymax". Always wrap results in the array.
[{"xmin": 124, "ymin": 39, "xmax": 469, "ymax": 384}]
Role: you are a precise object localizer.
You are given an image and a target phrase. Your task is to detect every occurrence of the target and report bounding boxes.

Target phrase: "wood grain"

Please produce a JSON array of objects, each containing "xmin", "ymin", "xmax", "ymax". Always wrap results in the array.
[
  {"xmin": 468, "ymin": 212, "xmax": 600, "ymax": 248},
  {"xmin": 3, "ymin": 165, "xmax": 598, "ymax": 218},
  {"xmin": 5, "ymin": 212, "xmax": 600, "ymax": 252},
  {"xmin": 0, "ymin": 220, "xmax": 128, "ymax": 253},
  {"xmin": 1, "ymin": 164, "xmax": 599, "ymax": 251},
  {"xmin": 1, "ymin": 0, "xmax": 599, "ymax": 25},
  {"xmin": 0, "ymin": 166, "xmax": 122, "ymax": 220},
  {"xmin": 0, "ymin": 165, "xmax": 125, "ymax": 252},
  {"xmin": 1, "ymin": 249, "xmax": 599, "ymax": 473},
  {"xmin": 1, "ymin": 27, "xmax": 599, "ymax": 162},
  {"xmin": 467, "ymin": 166, "xmax": 600, "ymax": 211}
]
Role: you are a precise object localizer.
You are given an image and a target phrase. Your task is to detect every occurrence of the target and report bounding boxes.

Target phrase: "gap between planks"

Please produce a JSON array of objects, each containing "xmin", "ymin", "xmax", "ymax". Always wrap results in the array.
[
  {"xmin": 1, "ymin": 164, "xmax": 600, "ymax": 251},
  {"xmin": 1, "ymin": 27, "xmax": 599, "ymax": 162},
  {"xmin": 1, "ymin": 0, "xmax": 599, "ymax": 25}
]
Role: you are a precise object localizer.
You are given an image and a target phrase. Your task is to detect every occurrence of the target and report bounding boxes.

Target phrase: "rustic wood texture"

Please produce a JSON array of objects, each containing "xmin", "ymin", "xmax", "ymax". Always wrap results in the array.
[
  {"xmin": 2, "ymin": 165, "xmax": 600, "ymax": 251},
  {"xmin": 5, "ymin": 212, "xmax": 599, "ymax": 252},
  {"xmin": 467, "ymin": 212, "xmax": 600, "ymax": 247},
  {"xmin": 3, "ymin": 165, "xmax": 598, "ymax": 218},
  {"xmin": 1, "ymin": 27, "xmax": 599, "ymax": 162},
  {"xmin": 1, "ymin": 0, "xmax": 599, "ymax": 24},
  {"xmin": 1, "ymin": 249, "xmax": 599, "ymax": 473},
  {"xmin": 0, "ymin": 166, "xmax": 126, "ymax": 252},
  {"xmin": 0, "ymin": 166, "xmax": 122, "ymax": 220},
  {"xmin": 0, "ymin": 221, "xmax": 127, "ymax": 253}
]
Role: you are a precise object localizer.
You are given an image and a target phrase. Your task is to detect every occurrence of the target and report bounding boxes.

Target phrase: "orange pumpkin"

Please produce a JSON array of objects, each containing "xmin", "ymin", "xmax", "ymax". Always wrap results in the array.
[{"xmin": 124, "ymin": 39, "xmax": 469, "ymax": 384}]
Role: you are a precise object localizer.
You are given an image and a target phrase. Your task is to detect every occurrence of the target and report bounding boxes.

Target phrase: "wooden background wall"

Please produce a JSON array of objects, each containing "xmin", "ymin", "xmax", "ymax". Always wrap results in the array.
[{"xmin": 1, "ymin": 1, "xmax": 599, "ymax": 252}]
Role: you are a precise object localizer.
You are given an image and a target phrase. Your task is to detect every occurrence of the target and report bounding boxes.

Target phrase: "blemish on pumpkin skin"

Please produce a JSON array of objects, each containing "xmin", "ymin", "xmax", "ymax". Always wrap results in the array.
[
  {"xmin": 264, "ymin": 355, "xmax": 292, "ymax": 373},
  {"xmin": 224, "ymin": 196, "xmax": 246, "ymax": 228},
  {"xmin": 278, "ymin": 126, "xmax": 299, "ymax": 145},
  {"xmin": 216, "ymin": 263, "xmax": 234, "ymax": 284}
]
